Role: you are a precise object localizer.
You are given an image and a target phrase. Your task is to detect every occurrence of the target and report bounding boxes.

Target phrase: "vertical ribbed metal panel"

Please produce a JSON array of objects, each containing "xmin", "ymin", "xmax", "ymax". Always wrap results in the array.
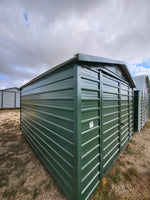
[
  {"xmin": 134, "ymin": 91, "xmax": 139, "ymax": 131},
  {"xmin": 141, "ymin": 91, "xmax": 145, "ymax": 127},
  {"xmin": 145, "ymin": 90, "xmax": 149, "ymax": 121},
  {"xmin": 143, "ymin": 90, "xmax": 149, "ymax": 125},
  {"xmin": 21, "ymin": 63, "xmax": 75, "ymax": 200},
  {"xmin": 139, "ymin": 91, "xmax": 143, "ymax": 130},
  {"xmin": 16, "ymin": 92, "xmax": 20, "ymax": 108},
  {"xmin": 135, "ymin": 90, "xmax": 149, "ymax": 131}
]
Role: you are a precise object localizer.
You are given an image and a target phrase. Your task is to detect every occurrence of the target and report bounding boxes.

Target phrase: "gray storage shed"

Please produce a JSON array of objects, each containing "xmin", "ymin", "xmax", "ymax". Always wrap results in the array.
[
  {"xmin": 20, "ymin": 53, "xmax": 135, "ymax": 200},
  {"xmin": 0, "ymin": 87, "xmax": 20, "ymax": 109},
  {"xmin": 133, "ymin": 75, "xmax": 150, "ymax": 131}
]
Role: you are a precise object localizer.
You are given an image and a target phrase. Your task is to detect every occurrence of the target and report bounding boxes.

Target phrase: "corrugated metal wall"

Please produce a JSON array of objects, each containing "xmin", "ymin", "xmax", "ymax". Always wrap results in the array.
[
  {"xmin": 21, "ymin": 60, "xmax": 134, "ymax": 200},
  {"xmin": 141, "ymin": 90, "xmax": 148, "ymax": 129},
  {"xmin": 134, "ymin": 90, "xmax": 149, "ymax": 131},
  {"xmin": 21, "ymin": 63, "xmax": 76, "ymax": 200},
  {"xmin": 133, "ymin": 75, "xmax": 150, "ymax": 131},
  {"xmin": 145, "ymin": 91, "xmax": 149, "ymax": 120},
  {"xmin": 16, "ymin": 92, "xmax": 20, "ymax": 108},
  {"xmin": 0, "ymin": 90, "xmax": 20, "ymax": 109},
  {"xmin": 134, "ymin": 90, "xmax": 140, "ymax": 131},
  {"xmin": 140, "ymin": 91, "xmax": 145, "ymax": 128},
  {"xmin": 80, "ymin": 66, "xmax": 100, "ymax": 200},
  {"xmin": 79, "ymin": 65, "xmax": 133, "ymax": 200}
]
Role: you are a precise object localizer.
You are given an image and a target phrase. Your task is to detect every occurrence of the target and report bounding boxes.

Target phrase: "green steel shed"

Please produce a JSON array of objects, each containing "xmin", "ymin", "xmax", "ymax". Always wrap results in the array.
[
  {"xmin": 20, "ymin": 53, "xmax": 135, "ymax": 200},
  {"xmin": 133, "ymin": 75, "xmax": 150, "ymax": 131}
]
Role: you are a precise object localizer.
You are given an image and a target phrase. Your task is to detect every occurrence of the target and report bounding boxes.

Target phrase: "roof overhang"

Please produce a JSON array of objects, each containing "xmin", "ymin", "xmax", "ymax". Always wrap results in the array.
[
  {"xmin": 20, "ymin": 53, "xmax": 136, "ymax": 89},
  {"xmin": 76, "ymin": 53, "xmax": 136, "ymax": 88}
]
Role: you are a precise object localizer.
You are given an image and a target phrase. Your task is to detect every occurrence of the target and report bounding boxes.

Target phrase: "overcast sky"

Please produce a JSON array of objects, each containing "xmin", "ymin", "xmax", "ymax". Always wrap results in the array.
[{"xmin": 0, "ymin": 0, "xmax": 150, "ymax": 89}]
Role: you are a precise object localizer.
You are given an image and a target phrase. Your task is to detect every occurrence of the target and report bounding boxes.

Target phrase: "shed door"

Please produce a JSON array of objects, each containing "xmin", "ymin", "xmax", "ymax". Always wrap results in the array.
[
  {"xmin": 100, "ymin": 71, "xmax": 133, "ymax": 177},
  {"xmin": 3, "ymin": 91, "xmax": 15, "ymax": 108}
]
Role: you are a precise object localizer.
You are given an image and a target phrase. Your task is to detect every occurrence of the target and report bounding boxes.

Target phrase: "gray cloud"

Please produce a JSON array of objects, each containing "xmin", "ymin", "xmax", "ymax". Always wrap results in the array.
[{"xmin": 0, "ymin": 0, "xmax": 150, "ymax": 89}]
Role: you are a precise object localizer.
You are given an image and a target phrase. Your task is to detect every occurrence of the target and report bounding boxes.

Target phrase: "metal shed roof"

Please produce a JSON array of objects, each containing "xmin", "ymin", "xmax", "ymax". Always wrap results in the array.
[
  {"xmin": 20, "ymin": 53, "xmax": 136, "ymax": 89},
  {"xmin": 0, "ymin": 87, "xmax": 20, "ymax": 92},
  {"xmin": 133, "ymin": 74, "xmax": 150, "ymax": 90}
]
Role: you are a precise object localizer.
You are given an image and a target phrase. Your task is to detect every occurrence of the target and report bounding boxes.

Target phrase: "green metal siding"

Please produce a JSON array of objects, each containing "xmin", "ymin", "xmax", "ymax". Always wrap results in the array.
[
  {"xmin": 102, "ymin": 73, "xmax": 120, "ymax": 175},
  {"xmin": 80, "ymin": 66, "xmax": 100, "ymax": 200},
  {"xmin": 20, "ymin": 56, "xmax": 134, "ymax": 200},
  {"xmin": 78, "ymin": 64, "xmax": 134, "ymax": 200},
  {"xmin": 101, "ymin": 72, "xmax": 133, "ymax": 174},
  {"xmin": 21, "ymin": 63, "xmax": 76, "ymax": 200}
]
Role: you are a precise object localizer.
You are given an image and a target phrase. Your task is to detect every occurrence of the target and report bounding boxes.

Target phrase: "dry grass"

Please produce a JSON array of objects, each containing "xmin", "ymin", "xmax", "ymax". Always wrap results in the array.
[
  {"xmin": 0, "ymin": 109, "xmax": 66, "ymax": 200},
  {"xmin": 0, "ymin": 109, "xmax": 150, "ymax": 200},
  {"xmin": 90, "ymin": 120, "xmax": 150, "ymax": 200}
]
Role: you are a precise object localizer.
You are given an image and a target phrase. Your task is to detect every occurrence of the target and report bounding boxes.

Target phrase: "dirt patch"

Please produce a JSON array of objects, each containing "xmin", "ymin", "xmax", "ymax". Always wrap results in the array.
[{"xmin": 0, "ymin": 109, "xmax": 150, "ymax": 200}]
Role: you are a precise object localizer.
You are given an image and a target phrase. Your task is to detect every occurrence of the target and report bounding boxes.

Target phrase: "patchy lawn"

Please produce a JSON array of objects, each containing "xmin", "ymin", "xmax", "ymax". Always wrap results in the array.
[
  {"xmin": 0, "ymin": 109, "xmax": 150, "ymax": 200},
  {"xmin": 90, "ymin": 121, "xmax": 150, "ymax": 200}
]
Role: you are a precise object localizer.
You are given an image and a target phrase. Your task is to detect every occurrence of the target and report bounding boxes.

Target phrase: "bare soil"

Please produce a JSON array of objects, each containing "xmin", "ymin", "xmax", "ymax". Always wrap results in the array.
[{"xmin": 0, "ymin": 109, "xmax": 150, "ymax": 200}]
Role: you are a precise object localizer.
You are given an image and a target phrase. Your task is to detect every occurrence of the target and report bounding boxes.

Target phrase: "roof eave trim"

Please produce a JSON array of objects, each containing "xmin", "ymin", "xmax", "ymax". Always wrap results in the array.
[
  {"xmin": 75, "ymin": 53, "xmax": 136, "ymax": 88},
  {"xmin": 122, "ymin": 64, "xmax": 136, "ymax": 88},
  {"xmin": 75, "ymin": 53, "xmax": 126, "ymax": 65},
  {"xmin": 20, "ymin": 56, "xmax": 77, "ymax": 89}
]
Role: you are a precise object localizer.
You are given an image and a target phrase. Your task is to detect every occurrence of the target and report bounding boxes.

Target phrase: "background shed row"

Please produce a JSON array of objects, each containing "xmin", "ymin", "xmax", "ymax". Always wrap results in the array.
[
  {"xmin": 0, "ymin": 87, "xmax": 20, "ymax": 109},
  {"xmin": 133, "ymin": 75, "xmax": 150, "ymax": 131}
]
